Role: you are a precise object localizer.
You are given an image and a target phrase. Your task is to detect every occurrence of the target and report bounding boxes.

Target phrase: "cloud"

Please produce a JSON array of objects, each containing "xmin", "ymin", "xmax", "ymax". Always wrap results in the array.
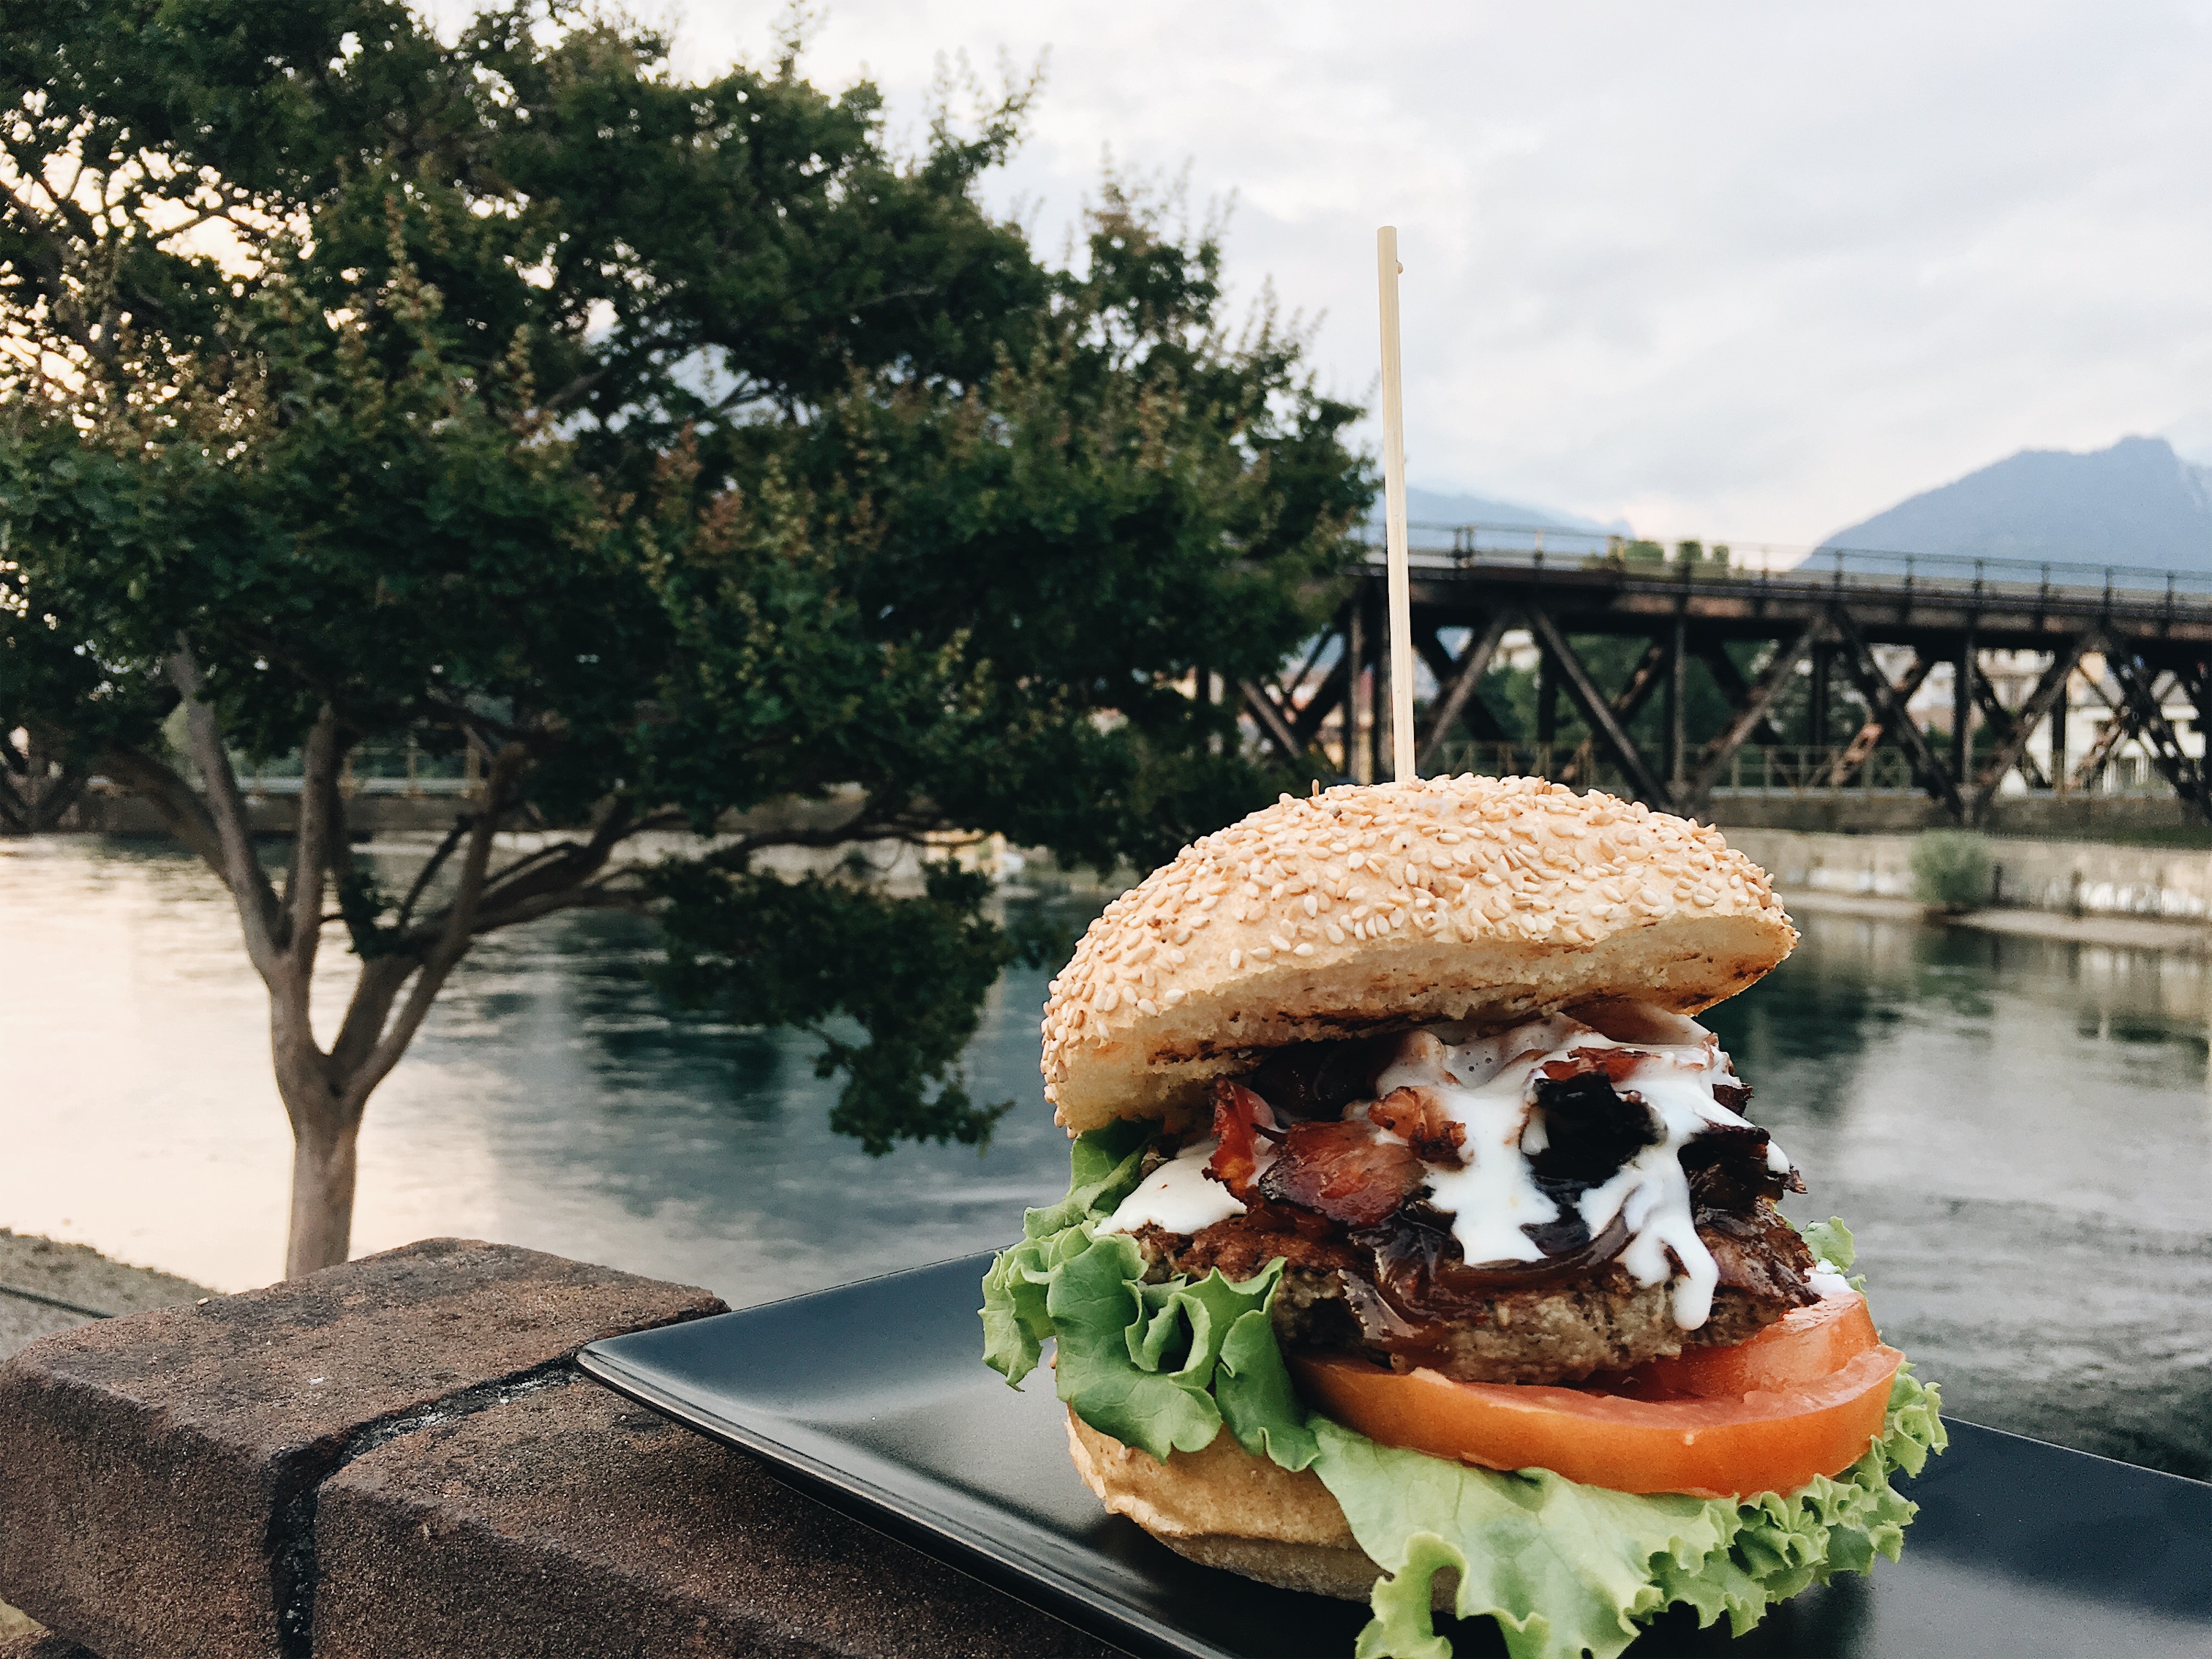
[{"xmin": 623, "ymin": 3, "xmax": 2212, "ymax": 541}]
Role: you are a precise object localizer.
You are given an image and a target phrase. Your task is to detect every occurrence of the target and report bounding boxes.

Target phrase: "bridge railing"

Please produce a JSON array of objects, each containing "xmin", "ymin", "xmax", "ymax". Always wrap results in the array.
[
  {"xmin": 1425, "ymin": 738, "xmax": 1927, "ymax": 795},
  {"xmin": 1419, "ymin": 739, "xmax": 2170, "ymax": 797},
  {"xmin": 1356, "ymin": 521, "xmax": 2212, "ymax": 612}
]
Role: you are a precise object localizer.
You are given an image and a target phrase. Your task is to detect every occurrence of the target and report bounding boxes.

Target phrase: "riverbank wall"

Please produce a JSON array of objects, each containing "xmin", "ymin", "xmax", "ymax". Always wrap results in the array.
[
  {"xmin": 1726, "ymin": 826, "xmax": 2212, "ymax": 922},
  {"xmin": 1705, "ymin": 791, "xmax": 2201, "ymax": 838},
  {"xmin": 36, "ymin": 783, "xmax": 2212, "ymax": 925}
]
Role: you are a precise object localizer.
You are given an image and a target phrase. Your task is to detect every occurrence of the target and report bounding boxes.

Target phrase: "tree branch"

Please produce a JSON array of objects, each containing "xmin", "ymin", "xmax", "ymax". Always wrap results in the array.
[
  {"xmin": 281, "ymin": 704, "xmax": 342, "ymax": 964},
  {"xmin": 328, "ymin": 955, "xmax": 417, "ymax": 1082},
  {"xmin": 168, "ymin": 646, "xmax": 284, "ymax": 979},
  {"xmin": 93, "ymin": 738, "xmax": 226, "ymax": 873},
  {"xmin": 342, "ymin": 742, "xmax": 527, "ymax": 1109},
  {"xmin": 468, "ymin": 797, "xmax": 646, "ymax": 916},
  {"xmin": 469, "ymin": 879, "xmax": 653, "ymax": 936},
  {"xmin": 395, "ymin": 813, "xmax": 472, "ymax": 928}
]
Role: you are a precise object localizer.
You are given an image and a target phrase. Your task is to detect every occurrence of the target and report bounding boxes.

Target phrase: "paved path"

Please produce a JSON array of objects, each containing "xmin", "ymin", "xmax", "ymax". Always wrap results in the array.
[
  {"xmin": 0, "ymin": 1230, "xmax": 210, "ymax": 1363},
  {"xmin": 1943, "ymin": 905, "xmax": 2212, "ymax": 952}
]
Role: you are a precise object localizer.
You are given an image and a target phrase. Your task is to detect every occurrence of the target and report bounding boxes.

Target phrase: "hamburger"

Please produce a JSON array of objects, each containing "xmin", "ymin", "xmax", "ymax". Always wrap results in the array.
[{"xmin": 982, "ymin": 775, "xmax": 1944, "ymax": 1659}]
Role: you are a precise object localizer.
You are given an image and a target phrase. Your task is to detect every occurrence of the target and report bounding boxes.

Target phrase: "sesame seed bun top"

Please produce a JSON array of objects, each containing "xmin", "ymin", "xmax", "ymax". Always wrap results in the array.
[{"xmin": 1039, "ymin": 775, "xmax": 1795, "ymax": 1135}]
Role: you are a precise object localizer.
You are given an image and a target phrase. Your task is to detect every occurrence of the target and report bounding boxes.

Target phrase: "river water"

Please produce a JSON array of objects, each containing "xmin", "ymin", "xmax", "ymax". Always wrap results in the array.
[{"xmin": 1, "ymin": 837, "xmax": 2206, "ymax": 1478}]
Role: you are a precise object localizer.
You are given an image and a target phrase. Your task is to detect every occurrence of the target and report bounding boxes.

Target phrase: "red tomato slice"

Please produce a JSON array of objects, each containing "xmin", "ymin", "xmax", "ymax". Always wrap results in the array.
[
  {"xmin": 1292, "ymin": 1339, "xmax": 1903, "ymax": 1499},
  {"xmin": 1615, "ymin": 1287, "xmax": 1881, "ymax": 1401}
]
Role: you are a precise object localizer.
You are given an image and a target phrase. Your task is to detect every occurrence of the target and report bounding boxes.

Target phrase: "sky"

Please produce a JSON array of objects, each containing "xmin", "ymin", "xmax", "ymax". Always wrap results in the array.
[{"xmin": 470, "ymin": 1, "xmax": 2212, "ymax": 545}]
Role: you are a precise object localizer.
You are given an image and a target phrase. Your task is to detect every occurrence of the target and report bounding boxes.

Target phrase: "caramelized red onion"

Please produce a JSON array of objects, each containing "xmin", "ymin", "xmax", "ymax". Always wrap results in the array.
[{"xmin": 1361, "ymin": 1211, "xmax": 1636, "ymax": 1314}]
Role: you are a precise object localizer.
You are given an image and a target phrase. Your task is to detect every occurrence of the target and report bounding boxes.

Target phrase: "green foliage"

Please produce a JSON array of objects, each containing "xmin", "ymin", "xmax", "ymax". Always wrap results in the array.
[
  {"xmin": 0, "ymin": 4, "xmax": 1369, "ymax": 1157},
  {"xmin": 1909, "ymin": 830, "xmax": 1994, "ymax": 912},
  {"xmin": 650, "ymin": 859, "xmax": 1015, "ymax": 1154}
]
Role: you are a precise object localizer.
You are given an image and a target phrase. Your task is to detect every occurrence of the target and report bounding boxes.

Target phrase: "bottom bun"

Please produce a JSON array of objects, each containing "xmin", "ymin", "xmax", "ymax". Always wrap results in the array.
[{"xmin": 1064, "ymin": 1409, "xmax": 1456, "ymax": 1609}]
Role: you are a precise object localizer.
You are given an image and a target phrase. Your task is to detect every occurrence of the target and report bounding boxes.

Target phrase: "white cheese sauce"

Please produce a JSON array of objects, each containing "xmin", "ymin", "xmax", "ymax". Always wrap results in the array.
[
  {"xmin": 1096, "ymin": 1001, "xmax": 1792, "ymax": 1335},
  {"xmin": 1099, "ymin": 1138, "xmax": 1251, "ymax": 1235},
  {"xmin": 1374, "ymin": 1028, "xmax": 1567, "ymax": 1265},
  {"xmin": 1372, "ymin": 1007, "xmax": 1791, "ymax": 1331}
]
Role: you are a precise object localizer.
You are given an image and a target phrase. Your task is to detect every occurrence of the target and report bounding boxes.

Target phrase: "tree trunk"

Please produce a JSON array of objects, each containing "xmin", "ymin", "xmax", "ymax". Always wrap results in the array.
[{"xmin": 274, "ymin": 1030, "xmax": 361, "ymax": 1279}]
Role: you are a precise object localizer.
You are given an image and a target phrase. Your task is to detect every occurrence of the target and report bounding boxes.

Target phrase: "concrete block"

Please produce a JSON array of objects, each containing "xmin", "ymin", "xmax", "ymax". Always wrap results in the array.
[
  {"xmin": 0, "ymin": 1240, "xmax": 721, "ymax": 1659},
  {"xmin": 0, "ymin": 1633, "xmax": 95, "ymax": 1659},
  {"xmin": 314, "ymin": 1379, "xmax": 1110, "ymax": 1658}
]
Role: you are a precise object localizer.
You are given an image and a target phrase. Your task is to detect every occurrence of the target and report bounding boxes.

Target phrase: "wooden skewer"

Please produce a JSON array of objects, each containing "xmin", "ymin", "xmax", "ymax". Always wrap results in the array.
[{"xmin": 1377, "ymin": 227, "xmax": 1416, "ymax": 783}]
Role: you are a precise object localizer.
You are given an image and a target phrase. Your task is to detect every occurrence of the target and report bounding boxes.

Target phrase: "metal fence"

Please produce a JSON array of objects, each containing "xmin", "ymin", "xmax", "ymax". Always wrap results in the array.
[
  {"xmin": 1421, "ymin": 739, "xmax": 1928, "ymax": 794},
  {"xmin": 1421, "ymin": 737, "xmax": 2172, "ymax": 798},
  {"xmin": 226, "ymin": 737, "xmax": 481, "ymax": 800},
  {"xmin": 1356, "ymin": 521, "xmax": 2212, "ymax": 610}
]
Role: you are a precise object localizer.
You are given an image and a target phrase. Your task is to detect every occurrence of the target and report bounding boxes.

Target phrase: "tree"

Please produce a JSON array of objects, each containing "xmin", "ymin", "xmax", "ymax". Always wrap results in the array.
[{"xmin": 1, "ymin": 2, "xmax": 1369, "ymax": 1274}]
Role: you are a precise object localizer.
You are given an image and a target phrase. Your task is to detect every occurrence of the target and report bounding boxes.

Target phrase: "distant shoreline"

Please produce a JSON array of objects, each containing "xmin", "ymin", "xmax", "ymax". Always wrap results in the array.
[{"xmin": 1780, "ymin": 886, "xmax": 2212, "ymax": 954}]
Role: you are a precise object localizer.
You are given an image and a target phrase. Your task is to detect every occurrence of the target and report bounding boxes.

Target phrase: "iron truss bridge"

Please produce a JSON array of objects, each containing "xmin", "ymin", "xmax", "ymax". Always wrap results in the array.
[{"xmin": 1238, "ymin": 524, "xmax": 2212, "ymax": 824}]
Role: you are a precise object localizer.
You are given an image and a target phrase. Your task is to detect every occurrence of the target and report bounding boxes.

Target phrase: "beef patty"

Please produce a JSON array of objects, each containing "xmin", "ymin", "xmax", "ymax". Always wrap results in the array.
[{"xmin": 1133, "ymin": 1197, "xmax": 1816, "ymax": 1385}]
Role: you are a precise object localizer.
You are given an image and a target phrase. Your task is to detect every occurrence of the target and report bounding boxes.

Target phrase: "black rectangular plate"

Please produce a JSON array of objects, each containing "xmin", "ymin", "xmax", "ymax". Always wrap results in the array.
[{"xmin": 578, "ymin": 1253, "xmax": 2212, "ymax": 1659}]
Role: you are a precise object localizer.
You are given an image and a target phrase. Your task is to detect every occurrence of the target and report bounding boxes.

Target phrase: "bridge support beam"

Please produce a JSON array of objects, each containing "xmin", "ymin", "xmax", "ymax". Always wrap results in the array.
[
  {"xmin": 1527, "ymin": 610, "xmax": 1673, "ymax": 808},
  {"xmin": 1965, "ymin": 634, "xmax": 2094, "ymax": 821},
  {"xmin": 1832, "ymin": 609, "xmax": 1965, "ymax": 819},
  {"xmin": 1415, "ymin": 614, "xmax": 1512, "ymax": 773},
  {"xmin": 1685, "ymin": 624, "xmax": 1818, "ymax": 809}
]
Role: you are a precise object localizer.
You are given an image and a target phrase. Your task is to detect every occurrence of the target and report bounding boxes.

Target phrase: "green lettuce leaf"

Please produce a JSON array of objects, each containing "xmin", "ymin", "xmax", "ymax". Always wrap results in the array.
[
  {"xmin": 1331, "ymin": 1366, "xmax": 1946, "ymax": 1659},
  {"xmin": 1799, "ymin": 1215, "xmax": 1868, "ymax": 1293},
  {"xmin": 1023, "ymin": 1118, "xmax": 1156, "ymax": 1239},
  {"xmin": 980, "ymin": 1216, "xmax": 1097, "ymax": 1384},
  {"xmin": 1048, "ymin": 1231, "xmax": 1320, "ymax": 1468},
  {"xmin": 1799, "ymin": 1216, "xmax": 1856, "ymax": 1272},
  {"xmin": 979, "ymin": 1121, "xmax": 1158, "ymax": 1384}
]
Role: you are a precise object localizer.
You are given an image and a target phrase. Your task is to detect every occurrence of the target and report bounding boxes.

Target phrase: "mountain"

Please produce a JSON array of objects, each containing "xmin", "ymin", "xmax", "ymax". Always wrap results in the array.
[
  {"xmin": 1382, "ymin": 486, "xmax": 1628, "ymax": 536},
  {"xmin": 1821, "ymin": 435, "xmax": 2212, "ymax": 573}
]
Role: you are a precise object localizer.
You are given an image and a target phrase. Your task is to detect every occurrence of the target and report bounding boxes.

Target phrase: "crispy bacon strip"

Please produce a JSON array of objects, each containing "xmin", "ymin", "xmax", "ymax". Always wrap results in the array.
[
  {"xmin": 1537, "ymin": 1046, "xmax": 1646, "ymax": 1087},
  {"xmin": 1205, "ymin": 1080, "xmax": 1279, "ymax": 1200},
  {"xmin": 1366, "ymin": 1086, "xmax": 1467, "ymax": 1167},
  {"xmin": 1258, "ymin": 1119, "xmax": 1427, "ymax": 1229}
]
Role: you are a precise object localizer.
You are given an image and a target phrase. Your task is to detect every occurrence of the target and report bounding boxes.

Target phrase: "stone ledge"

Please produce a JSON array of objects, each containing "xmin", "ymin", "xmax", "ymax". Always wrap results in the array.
[
  {"xmin": 0, "ymin": 1240, "xmax": 723, "ymax": 1659},
  {"xmin": 314, "ymin": 1379, "xmax": 1108, "ymax": 1658},
  {"xmin": 0, "ymin": 1633, "xmax": 93, "ymax": 1659}
]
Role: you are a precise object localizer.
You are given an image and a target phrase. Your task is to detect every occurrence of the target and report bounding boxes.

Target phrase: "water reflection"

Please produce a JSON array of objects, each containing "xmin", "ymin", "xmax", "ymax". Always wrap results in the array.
[
  {"xmin": 0, "ymin": 838, "xmax": 2206, "ymax": 1478},
  {"xmin": 1712, "ymin": 917, "xmax": 2212, "ymax": 1478}
]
